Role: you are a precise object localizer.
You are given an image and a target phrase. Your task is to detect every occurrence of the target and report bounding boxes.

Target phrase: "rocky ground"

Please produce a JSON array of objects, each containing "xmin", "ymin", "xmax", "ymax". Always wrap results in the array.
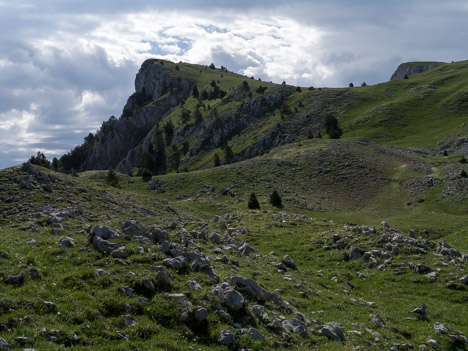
[{"xmin": 0, "ymin": 162, "xmax": 467, "ymax": 350}]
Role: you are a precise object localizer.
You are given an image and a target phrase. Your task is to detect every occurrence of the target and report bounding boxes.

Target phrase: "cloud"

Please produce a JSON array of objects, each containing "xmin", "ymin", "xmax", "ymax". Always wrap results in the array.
[{"xmin": 1, "ymin": 1, "xmax": 468, "ymax": 168}]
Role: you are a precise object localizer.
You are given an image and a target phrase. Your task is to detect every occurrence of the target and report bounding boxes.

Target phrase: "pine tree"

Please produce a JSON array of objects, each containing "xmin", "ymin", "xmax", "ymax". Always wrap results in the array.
[
  {"xmin": 164, "ymin": 120, "xmax": 174, "ymax": 145},
  {"xmin": 213, "ymin": 153, "xmax": 221, "ymax": 167},
  {"xmin": 248, "ymin": 193, "xmax": 260, "ymax": 210},
  {"xmin": 192, "ymin": 85, "xmax": 199, "ymax": 98},
  {"xmin": 269, "ymin": 190, "xmax": 282, "ymax": 207},
  {"xmin": 106, "ymin": 168, "xmax": 119, "ymax": 188},
  {"xmin": 141, "ymin": 168, "xmax": 152, "ymax": 182},
  {"xmin": 324, "ymin": 114, "xmax": 343, "ymax": 139},
  {"xmin": 224, "ymin": 144, "xmax": 234, "ymax": 164}
]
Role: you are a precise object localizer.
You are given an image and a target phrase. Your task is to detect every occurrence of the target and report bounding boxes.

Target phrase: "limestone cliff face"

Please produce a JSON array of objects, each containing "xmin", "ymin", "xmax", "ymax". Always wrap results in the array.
[
  {"xmin": 80, "ymin": 59, "xmax": 192, "ymax": 171},
  {"xmin": 390, "ymin": 62, "xmax": 443, "ymax": 80}
]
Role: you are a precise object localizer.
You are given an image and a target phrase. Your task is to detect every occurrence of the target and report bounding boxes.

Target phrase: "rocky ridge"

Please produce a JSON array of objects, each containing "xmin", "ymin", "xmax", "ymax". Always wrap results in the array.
[{"xmin": 390, "ymin": 62, "xmax": 444, "ymax": 80}]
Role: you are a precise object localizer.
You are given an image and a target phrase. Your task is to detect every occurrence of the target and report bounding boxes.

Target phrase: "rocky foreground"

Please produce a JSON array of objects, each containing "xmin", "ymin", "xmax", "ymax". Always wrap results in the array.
[{"xmin": 0, "ymin": 163, "xmax": 467, "ymax": 350}]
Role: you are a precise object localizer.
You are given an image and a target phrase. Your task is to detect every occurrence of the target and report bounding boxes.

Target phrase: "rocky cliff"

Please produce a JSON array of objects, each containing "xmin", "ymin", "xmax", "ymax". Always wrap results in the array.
[
  {"xmin": 390, "ymin": 62, "xmax": 444, "ymax": 80},
  {"xmin": 79, "ymin": 60, "xmax": 193, "ymax": 171}
]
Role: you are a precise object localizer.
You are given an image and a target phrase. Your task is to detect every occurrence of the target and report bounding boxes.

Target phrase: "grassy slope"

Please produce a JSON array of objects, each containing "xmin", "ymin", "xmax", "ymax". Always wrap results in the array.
[
  {"xmin": 149, "ymin": 60, "xmax": 468, "ymax": 173},
  {"xmin": 341, "ymin": 60, "xmax": 468, "ymax": 148},
  {"xmin": 1, "ymin": 161, "xmax": 466, "ymax": 350},
  {"xmin": 1, "ymin": 60, "xmax": 467, "ymax": 350}
]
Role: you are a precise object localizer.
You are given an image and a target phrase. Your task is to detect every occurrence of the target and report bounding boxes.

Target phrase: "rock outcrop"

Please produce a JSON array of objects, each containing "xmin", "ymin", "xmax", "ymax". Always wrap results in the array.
[
  {"xmin": 390, "ymin": 62, "xmax": 444, "ymax": 80},
  {"xmin": 80, "ymin": 59, "xmax": 193, "ymax": 172}
]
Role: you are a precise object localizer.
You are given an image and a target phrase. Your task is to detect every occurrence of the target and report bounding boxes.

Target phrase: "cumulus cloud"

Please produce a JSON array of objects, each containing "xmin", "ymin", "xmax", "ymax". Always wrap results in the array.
[{"xmin": 1, "ymin": 0, "xmax": 467, "ymax": 168}]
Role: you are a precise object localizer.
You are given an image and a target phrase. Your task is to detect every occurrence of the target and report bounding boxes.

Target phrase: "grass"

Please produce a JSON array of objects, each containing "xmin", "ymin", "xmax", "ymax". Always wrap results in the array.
[{"xmin": 1, "ymin": 59, "xmax": 467, "ymax": 350}]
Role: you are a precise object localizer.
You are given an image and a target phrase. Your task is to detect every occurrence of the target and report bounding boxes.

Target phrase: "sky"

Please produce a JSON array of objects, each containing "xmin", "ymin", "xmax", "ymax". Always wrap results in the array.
[{"xmin": 1, "ymin": 1, "xmax": 467, "ymax": 169}]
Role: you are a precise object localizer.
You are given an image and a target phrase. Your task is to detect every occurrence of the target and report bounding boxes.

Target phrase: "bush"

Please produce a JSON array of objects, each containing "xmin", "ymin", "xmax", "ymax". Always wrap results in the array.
[
  {"xmin": 106, "ymin": 168, "xmax": 119, "ymax": 188},
  {"xmin": 141, "ymin": 168, "xmax": 152, "ymax": 182},
  {"xmin": 459, "ymin": 156, "xmax": 466, "ymax": 164},
  {"xmin": 248, "ymin": 192, "xmax": 260, "ymax": 210},
  {"xmin": 29, "ymin": 151, "xmax": 51, "ymax": 169},
  {"xmin": 461, "ymin": 170, "xmax": 467, "ymax": 178},
  {"xmin": 324, "ymin": 114, "xmax": 343, "ymax": 139},
  {"xmin": 269, "ymin": 190, "xmax": 282, "ymax": 207},
  {"xmin": 213, "ymin": 153, "xmax": 221, "ymax": 167}
]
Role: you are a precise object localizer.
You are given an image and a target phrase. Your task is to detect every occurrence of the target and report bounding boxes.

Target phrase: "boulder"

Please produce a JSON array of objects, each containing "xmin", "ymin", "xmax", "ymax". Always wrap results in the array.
[
  {"xmin": 349, "ymin": 246, "xmax": 365, "ymax": 260},
  {"xmin": 282, "ymin": 255, "xmax": 297, "ymax": 270},
  {"xmin": 238, "ymin": 242, "xmax": 257, "ymax": 256},
  {"xmin": 282, "ymin": 317, "xmax": 308, "ymax": 338},
  {"xmin": 5, "ymin": 271, "xmax": 24, "ymax": 285},
  {"xmin": 319, "ymin": 322, "xmax": 345, "ymax": 341},
  {"xmin": 59, "ymin": 237, "xmax": 75, "ymax": 248},
  {"xmin": 194, "ymin": 307, "xmax": 209, "ymax": 322},
  {"xmin": 212, "ymin": 282, "xmax": 245, "ymax": 311},
  {"xmin": 248, "ymin": 328, "xmax": 265, "ymax": 340},
  {"xmin": 0, "ymin": 337, "xmax": 12, "ymax": 350},
  {"xmin": 218, "ymin": 329, "xmax": 238, "ymax": 346},
  {"xmin": 186, "ymin": 279, "xmax": 202, "ymax": 291},
  {"xmin": 112, "ymin": 247, "xmax": 129, "ymax": 259},
  {"xmin": 94, "ymin": 237, "xmax": 121, "ymax": 254},
  {"xmin": 163, "ymin": 257, "xmax": 187, "ymax": 270},
  {"xmin": 122, "ymin": 315, "xmax": 138, "ymax": 327},
  {"xmin": 230, "ymin": 276, "xmax": 283, "ymax": 306},
  {"xmin": 91, "ymin": 225, "xmax": 120, "ymax": 240}
]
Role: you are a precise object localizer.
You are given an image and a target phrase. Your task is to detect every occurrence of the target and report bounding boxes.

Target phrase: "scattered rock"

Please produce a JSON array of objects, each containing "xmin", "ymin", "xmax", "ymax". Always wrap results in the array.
[
  {"xmin": 186, "ymin": 279, "xmax": 202, "ymax": 291},
  {"xmin": 13, "ymin": 336, "xmax": 35, "ymax": 345},
  {"xmin": 371, "ymin": 314, "xmax": 385, "ymax": 327},
  {"xmin": 282, "ymin": 255, "xmax": 297, "ymax": 270},
  {"xmin": 122, "ymin": 315, "xmax": 138, "ymax": 327},
  {"xmin": 410, "ymin": 304, "xmax": 428, "ymax": 321},
  {"xmin": 425, "ymin": 272, "xmax": 438, "ymax": 282},
  {"xmin": 319, "ymin": 322, "xmax": 345, "ymax": 341},
  {"xmin": 0, "ymin": 337, "xmax": 12, "ymax": 350},
  {"xmin": 212, "ymin": 282, "xmax": 245, "ymax": 311},
  {"xmin": 5, "ymin": 271, "xmax": 25, "ymax": 285},
  {"xmin": 434, "ymin": 322, "xmax": 449, "ymax": 334},
  {"xmin": 194, "ymin": 307, "xmax": 208, "ymax": 322},
  {"xmin": 238, "ymin": 242, "xmax": 257, "ymax": 256},
  {"xmin": 59, "ymin": 237, "xmax": 75, "ymax": 248},
  {"xmin": 218, "ymin": 329, "xmax": 238, "ymax": 346},
  {"xmin": 94, "ymin": 269, "xmax": 109, "ymax": 277},
  {"xmin": 163, "ymin": 257, "xmax": 187, "ymax": 270},
  {"xmin": 349, "ymin": 246, "xmax": 365, "ymax": 260},
  {"xmin": 282, "ymin": 316, "xmax": 308, "ymax": 338},
  {"xmin": 248, "ymin": 327, "xmax": 265, "ymax": 340},
  {"xmin": 426, "ymin": 339, "xmax": 437, "ymax": 348}
]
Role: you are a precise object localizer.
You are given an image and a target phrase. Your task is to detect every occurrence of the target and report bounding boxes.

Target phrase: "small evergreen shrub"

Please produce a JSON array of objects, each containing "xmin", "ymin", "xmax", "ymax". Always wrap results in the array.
[
  {"xmin": 106, "ymin": 168, "xmax": 119, "ymax": 188},
  {"xmin": 269, "ymin": 190, "xmax": 282, "ymax": 207},
  {"xmin": 248, "ymin": 192, "xmax": 260, "ymax": 210},
  {"xmin": 141, "ymin": 168, "xmax": 152, "ymax": 182}
]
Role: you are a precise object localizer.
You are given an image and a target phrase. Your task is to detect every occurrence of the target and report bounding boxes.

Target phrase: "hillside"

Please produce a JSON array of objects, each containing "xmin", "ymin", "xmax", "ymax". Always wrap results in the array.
[
  {"xmin": 0, "ymin": 59, "xmax": 467, "ymax": 350},
  {"xmin": 59, "ymin": 59, "xmax": 468, "ymax": 176}
]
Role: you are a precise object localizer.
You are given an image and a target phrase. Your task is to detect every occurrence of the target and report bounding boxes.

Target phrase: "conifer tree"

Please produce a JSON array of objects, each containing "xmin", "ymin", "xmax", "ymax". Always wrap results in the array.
[
  {"xmin": 106, "ymin": 168, "xmax": 119, "ymax": 188},
  {"xmin": 248, "ymin": 192, "xmax": 260, "ymax": 210},
  {"xmin": 269, "ymin": 189, "xmax": 282, "ymax": 207}
]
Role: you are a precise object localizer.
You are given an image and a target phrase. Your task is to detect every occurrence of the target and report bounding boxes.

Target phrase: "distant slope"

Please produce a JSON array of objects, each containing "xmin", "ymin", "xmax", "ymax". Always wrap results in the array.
[
  {"xmin": 60, "ymin": 59, "xmax": 468, "ymax": 175},
  {"xmin": 390, "ymin": 61, "xmax": 445, "ymax": 80}
]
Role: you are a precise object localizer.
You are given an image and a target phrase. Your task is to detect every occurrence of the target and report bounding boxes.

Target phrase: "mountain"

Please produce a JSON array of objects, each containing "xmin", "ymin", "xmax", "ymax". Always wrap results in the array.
[
  {"xmin": 60, "ymin": 59, "xmax": 468, "ymax": 176},
  {"xmin": 0, "ymin": 59, "xmax": 467, "ymax": 350}
]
